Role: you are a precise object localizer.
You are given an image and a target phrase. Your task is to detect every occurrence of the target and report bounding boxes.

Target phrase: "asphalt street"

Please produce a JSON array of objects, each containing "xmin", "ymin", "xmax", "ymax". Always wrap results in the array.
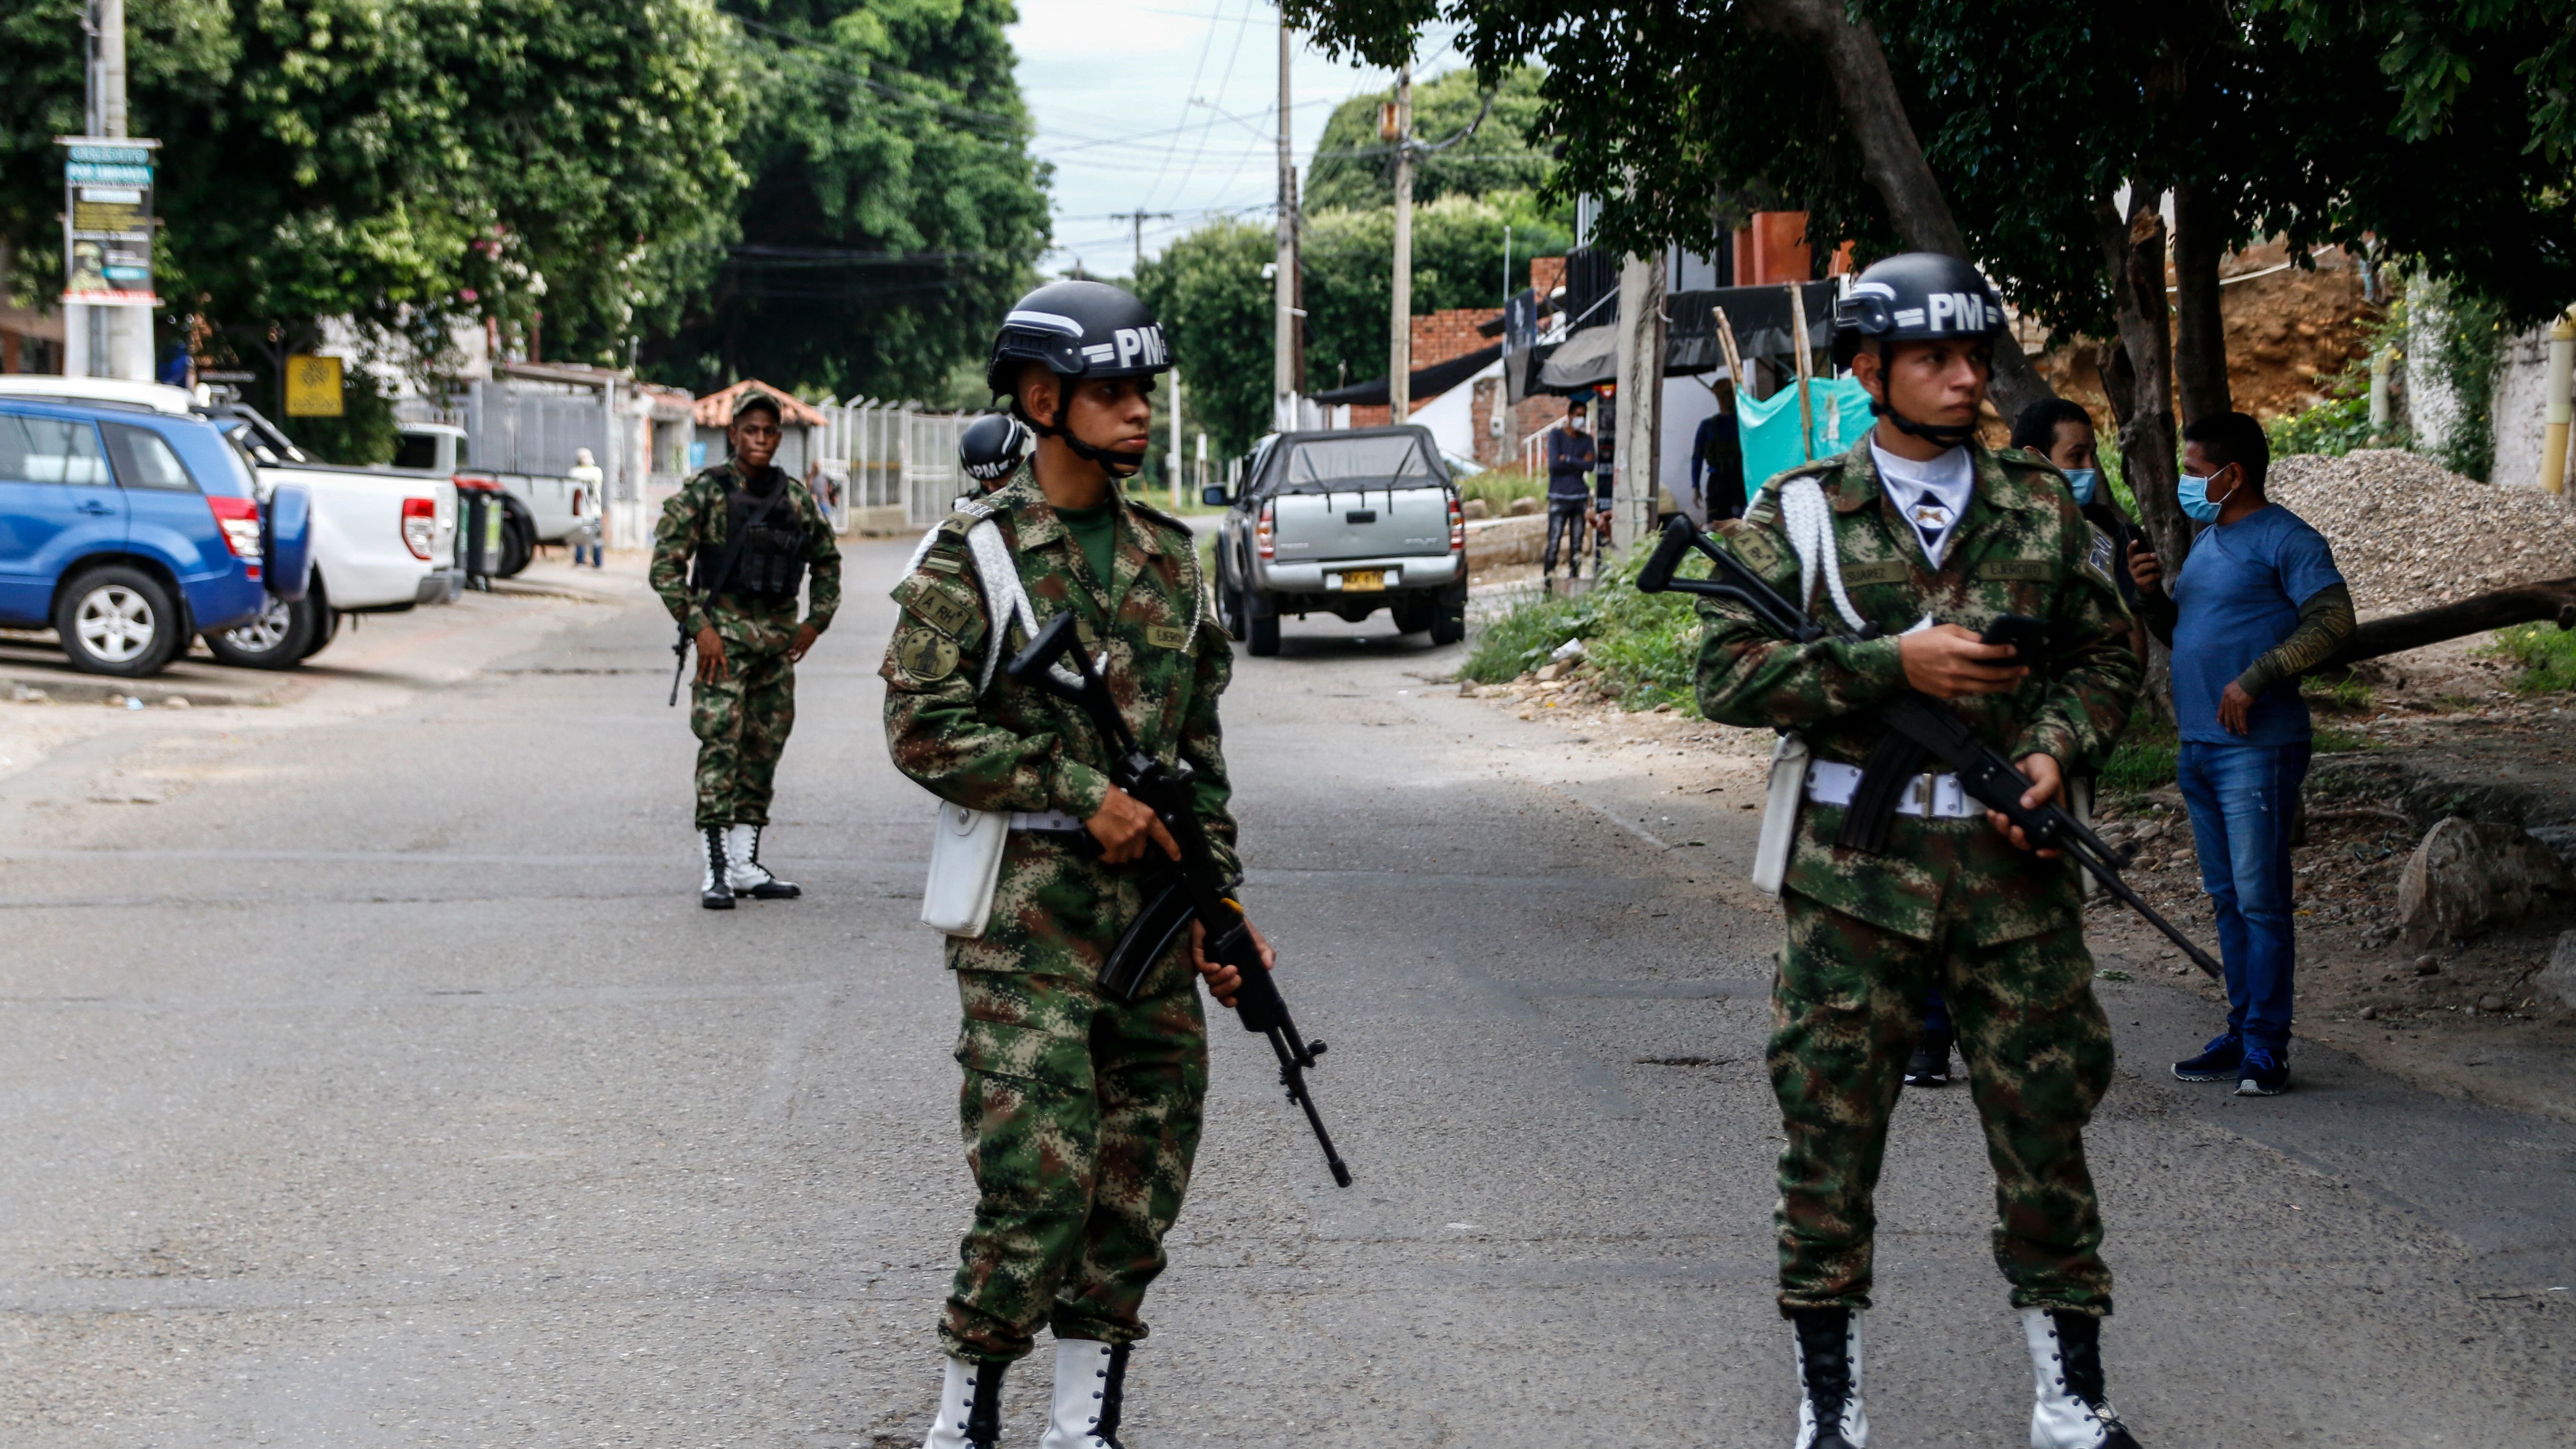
[{"xmin": 1, "ymin": 541, "xmax": 2571, "ymax": 1448}]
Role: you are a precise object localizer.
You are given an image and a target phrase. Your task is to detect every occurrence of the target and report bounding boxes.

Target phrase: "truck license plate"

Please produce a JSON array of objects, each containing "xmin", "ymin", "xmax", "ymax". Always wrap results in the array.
[{"xmin": 1335, "ymin": 569, "xmax": 1386, "ymax": 592}]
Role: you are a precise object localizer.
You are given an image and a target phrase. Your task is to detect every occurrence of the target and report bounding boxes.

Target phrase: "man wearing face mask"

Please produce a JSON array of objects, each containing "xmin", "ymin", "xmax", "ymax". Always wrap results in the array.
[
  {"xmin": 1543, "ymin": 395, "xmax": 1599, "ymax": 584},
  {"xmin": 2126, "ymin": 411, "xmax": 2352, "ymax": 1098},
  {"xmin": 1698, "ymin": 252, "xmax": 2144, "ymax": 1449}
]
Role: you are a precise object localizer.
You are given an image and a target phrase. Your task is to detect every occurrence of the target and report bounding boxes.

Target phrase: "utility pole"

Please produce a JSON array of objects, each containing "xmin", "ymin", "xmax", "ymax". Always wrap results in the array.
[
  {"xmin": 1273, "ymin": 14, "xmax": 1298, "ymax": 432},
  {"xmin": 65, "ymin": 0, "xmax": 153, "ymax": 381},
  {"xmin": 1168, "ymin": 374, "xmax": 1185, "ymax": 511},
  {"xmin": 1385, "ymin": 64, "xmax": 1414, "ymax": 423},
  {"xmin": 1108, "ymin": 210, "xmax": 1173, "ymax": 273}
]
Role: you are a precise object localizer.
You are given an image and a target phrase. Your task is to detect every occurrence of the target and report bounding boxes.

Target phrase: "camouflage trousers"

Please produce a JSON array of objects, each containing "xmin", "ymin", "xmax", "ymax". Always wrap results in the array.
[
  {"xmin": 942, "ymin": 956, "xmax": 1208, "ymax": 1363},
  {"xmin": 1771, "ymin": 891, "xmax": 2116, "ymax": 1316},
  {"xmin": 689, "ymin": 612, "xmax": 797, "ymax": 829}
]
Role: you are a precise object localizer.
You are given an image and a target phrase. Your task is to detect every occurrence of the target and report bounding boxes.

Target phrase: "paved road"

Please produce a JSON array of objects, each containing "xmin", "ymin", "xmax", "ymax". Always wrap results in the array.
[{"xmin": 2, "ymin": 544, "xmax": 2571, "ymax": 1448}]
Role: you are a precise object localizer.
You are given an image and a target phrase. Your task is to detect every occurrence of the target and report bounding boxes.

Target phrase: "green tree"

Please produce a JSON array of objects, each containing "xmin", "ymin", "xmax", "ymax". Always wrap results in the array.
[
  {"xmin": 639, "ymin": 0, "xmax": 1051, "ymax": 401},
  {"xmin": 1304, "ymin": 64, "xmax": 1563, "ymax": 216},
  {"xmin": 0, "ymin": 0, "xmax": 744, "ymax": 459},
  {"xmin": 1134, "ymin": 217, "xmax": 1274, "ymax": 459}
]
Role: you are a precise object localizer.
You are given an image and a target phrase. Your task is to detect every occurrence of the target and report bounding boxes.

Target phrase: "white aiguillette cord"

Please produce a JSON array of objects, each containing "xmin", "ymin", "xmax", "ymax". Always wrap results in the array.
[{"xmin": 1776, "ymin": 476, "xmax": 1869, "ymax": 633}]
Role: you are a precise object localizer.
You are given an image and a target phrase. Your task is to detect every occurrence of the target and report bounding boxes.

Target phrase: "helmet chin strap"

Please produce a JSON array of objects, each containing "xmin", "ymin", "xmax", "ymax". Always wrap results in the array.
[{"xmin": 1028, "ymin": 384, "xmax": 1150, "ymax": 482}]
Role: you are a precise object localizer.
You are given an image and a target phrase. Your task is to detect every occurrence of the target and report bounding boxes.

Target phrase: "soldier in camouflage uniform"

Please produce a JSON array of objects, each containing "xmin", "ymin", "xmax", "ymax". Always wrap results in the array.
[
  {"xmin": 1696, "ymin": 255, "xmax": 2145, "ymax": 1449},
  {"xmin": 650, "ymin": 388, "xmax": 841, "ymax": 910},
  {"xmin": 883, "ymin": 281, "xmax": 1267, "ymax": 1449}
]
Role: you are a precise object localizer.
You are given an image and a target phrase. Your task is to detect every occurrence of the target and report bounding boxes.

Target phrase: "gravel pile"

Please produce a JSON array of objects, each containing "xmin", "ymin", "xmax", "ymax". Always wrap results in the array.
[{"xmin": 2267, "ymin": 449, "xmax": 2576, "ymax": 613}]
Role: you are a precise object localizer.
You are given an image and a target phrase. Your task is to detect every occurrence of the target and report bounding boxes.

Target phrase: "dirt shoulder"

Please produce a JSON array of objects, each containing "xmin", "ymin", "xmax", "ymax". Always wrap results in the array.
[{"xmin": 1460, "ymin": 636, "xmax": 2576, "ymax": 1123}]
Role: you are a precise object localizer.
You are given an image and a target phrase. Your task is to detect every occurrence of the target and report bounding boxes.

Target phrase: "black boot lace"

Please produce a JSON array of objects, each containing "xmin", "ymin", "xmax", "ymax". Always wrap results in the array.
[
  {"xmin": 1094, "ymin": 1342, "xmax": 1131, "ymax": 1448},
  {"xmin": 1791, "ymin": 1308, "xmax": 1854, "ymax": 1437},
  {"xmin": 965, "ymin": 1360, "xmax": 1007, "ymax": 1449}
]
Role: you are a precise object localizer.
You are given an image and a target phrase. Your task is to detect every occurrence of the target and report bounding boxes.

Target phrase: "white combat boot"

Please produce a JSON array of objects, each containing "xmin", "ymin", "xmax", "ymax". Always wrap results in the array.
[
  {"xmin": 2023, "ymin": 1308, "xmax": 2141, "ymax": 1449},
  {"xmin": 1038, "ymin": 1338, "xmax": 1130, "ymax": 1449},
  {"xmin": 922, "ymin": 1356, "xmax": 1006, "ymax": 1449},
  {"xmin": 1789, "ymin": 1307, "xmax": 1868, "ymax": 1449},
  {"xmin": 724, "ymin": 823, "xmax": 800, "ymax": 899}
]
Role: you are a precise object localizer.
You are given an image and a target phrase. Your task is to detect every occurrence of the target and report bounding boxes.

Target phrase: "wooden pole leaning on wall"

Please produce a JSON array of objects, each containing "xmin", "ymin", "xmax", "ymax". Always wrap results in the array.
[
  {"xmin": 1788, "ymin": 283, "xmax": 1816, "ymax": 462},
  {"xmin": 1712, "ymin": 307, "xmax": 1749, "ymax": 403}
]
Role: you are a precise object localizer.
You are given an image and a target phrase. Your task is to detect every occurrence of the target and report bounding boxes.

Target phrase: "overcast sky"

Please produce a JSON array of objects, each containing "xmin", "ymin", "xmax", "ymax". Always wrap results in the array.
[{"xmin": 1008, "ymin": 0, "xmax": 1467, "ymax": 276}]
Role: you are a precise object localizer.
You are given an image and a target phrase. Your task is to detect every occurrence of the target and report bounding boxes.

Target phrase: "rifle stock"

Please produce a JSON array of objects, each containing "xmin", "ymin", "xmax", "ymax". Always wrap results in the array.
[
  {"xmin": 1006, "ymin": 612, "xmax": 1354, "ymax": 1187},
  {"xmin": 1640, "ymin": 516, "xmax": 2224, "ymax": 982}
]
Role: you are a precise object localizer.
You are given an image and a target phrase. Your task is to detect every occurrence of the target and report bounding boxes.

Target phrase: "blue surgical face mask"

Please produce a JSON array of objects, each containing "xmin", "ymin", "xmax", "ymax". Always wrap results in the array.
[
  {"xmin": 2177, "ymin": 471, "xmax": 2225, "ymax": 523},
  {"xmin": 2063, "ymin": 467, "xmax": 2098, "ymax": 507}
]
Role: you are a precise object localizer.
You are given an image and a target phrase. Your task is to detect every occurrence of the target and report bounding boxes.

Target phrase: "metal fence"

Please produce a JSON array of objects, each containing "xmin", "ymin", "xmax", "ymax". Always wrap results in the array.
[
  {"xmin": 798, "ymin": 400, "xmax": 986, "ymax": 532},
  {"xmin": 464, "ymin": 378, "xmax": 610, "ymax": 478}
]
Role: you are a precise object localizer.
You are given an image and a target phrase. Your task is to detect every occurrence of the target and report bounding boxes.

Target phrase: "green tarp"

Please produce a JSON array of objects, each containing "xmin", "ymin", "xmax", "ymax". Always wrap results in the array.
[{"xmin": 1739, "ymin": 375, "xmax": 1875, "ymax": 503}]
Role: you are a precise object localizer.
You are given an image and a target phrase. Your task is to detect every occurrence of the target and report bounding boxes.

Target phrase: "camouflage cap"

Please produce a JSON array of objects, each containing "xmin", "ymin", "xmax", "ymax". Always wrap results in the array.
[{"xmin": 731, "ymin": 387, "xmax": 785, "ymax": 426}]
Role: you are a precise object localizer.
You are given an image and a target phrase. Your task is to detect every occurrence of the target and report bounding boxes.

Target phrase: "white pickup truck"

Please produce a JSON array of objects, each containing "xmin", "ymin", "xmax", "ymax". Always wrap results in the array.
[
  {"xmin": 0, "ymin": 379, "xmax": 463, "ymax": 667},
  {"xmin": 390, "ymin": 423, "xmax": 590, "ymax": 578},
  {"xmin": 1206, "ymin": 425, "xmax": 1468, "ymax": 656}
]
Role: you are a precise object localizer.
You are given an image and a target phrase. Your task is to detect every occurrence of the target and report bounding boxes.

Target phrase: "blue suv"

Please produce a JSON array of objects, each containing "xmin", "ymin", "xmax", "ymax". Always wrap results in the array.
[{"xmin": 0, "ymin": 395, "xmax": 286, "ymax": 676}]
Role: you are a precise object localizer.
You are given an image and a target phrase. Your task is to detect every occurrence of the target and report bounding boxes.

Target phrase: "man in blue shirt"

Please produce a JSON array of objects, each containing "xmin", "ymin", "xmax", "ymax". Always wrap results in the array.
[{"xmin": 2128, "ymin": 412, "xmax": 2354, "ymax": 1096}]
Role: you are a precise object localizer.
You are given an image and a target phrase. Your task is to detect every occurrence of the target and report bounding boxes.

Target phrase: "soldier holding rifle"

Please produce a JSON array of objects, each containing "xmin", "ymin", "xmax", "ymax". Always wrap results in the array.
[
  {"xmin": 1692, "ymin": 253, "xmax": 2148, "ymax": 1449},
  {"xmin": 882, "ymin": 281, "xmax": 1287, "ymax": 1449}
]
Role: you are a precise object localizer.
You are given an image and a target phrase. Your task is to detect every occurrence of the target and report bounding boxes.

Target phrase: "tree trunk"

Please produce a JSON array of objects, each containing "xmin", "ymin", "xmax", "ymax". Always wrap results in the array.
[
  {"xmin": 2097, "ymin": 187, "xmax": 2183, "ymax": 723},
  {"xmin": 2170, "ymin": 180, "xmax": 2231, "ymax": 425},
  {"xmin": 1741, "ymin": 0, "xmax": 2054, "ymax": 420},
  {"xmin": 2322, "ymin": 580, "xmax": 2576, "ymax": 670}
]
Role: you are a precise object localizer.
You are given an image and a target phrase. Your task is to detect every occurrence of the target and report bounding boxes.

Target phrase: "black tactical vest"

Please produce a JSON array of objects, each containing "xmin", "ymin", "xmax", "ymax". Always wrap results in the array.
[{"xmin": 693, "ymin": 473, "xmax": 808, "ymax": 600}]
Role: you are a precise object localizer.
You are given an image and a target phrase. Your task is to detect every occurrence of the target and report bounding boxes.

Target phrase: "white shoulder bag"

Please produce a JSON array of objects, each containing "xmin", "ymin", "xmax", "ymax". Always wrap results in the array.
[
  {"xmin": 918, "ymin": 510, "xmax": 1046, "ymax": 937},
  {"xmin": 1749, "ymin": 477, "xmax": 1869, "ymax": 897}
]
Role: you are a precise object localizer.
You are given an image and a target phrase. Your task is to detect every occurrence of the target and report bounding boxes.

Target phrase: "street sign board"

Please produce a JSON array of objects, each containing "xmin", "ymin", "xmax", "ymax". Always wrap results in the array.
[
  {"xmin": 285, "ymin": 354, "xmax": 345, "ymax": 416},
  {"xmin": 55, "ymin": 137, "xmax": 160, "ymax": 307}
]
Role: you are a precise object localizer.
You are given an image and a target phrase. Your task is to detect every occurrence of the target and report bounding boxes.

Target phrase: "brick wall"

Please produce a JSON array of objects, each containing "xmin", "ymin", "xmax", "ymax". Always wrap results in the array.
[
  {"xmin": 1530, "ymin": 255, "xmax": 1567, "ymax": 300},
  {"xmin": 1412, "ymin": 308, "xmax": 1500, "ymax": 370}
]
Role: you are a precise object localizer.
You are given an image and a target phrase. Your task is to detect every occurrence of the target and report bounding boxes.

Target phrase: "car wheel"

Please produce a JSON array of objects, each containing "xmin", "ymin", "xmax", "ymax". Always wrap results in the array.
[
  {"xmin": 496, "ymin": 513, "xmax": 536, "ymax": 578},
  {"xmin": 300, "ymin": 604, "xmax": 341, "ymax": 660},
  {"xmin": 203, "ymin": 594, "xmax": 317, "ymax": 670},
  {"xmin": 1392, "ymin": 597, "xmax": 1437, "ymax": 635},
  {"xmin": 1246, "ymin": 595, "xmax": 1280, "ymax": 657},
  {"xmin": 56, "ymin": 564, "xmax": 184, "ymax": 677}
]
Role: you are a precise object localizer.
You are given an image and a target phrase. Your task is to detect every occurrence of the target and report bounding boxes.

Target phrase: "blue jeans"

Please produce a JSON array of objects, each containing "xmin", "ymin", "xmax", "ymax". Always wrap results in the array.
[{"xmin": 2175, "ymin": 739, "xmax": 2310, "ymax": 1052}]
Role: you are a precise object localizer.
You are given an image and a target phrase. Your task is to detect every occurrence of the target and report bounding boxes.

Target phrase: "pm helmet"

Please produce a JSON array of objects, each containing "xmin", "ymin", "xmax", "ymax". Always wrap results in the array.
[
  {"xmin": 985, "ymin": 280, "xmax": 1172, "ymax": 399},
  {"xmin": 958, "ymin": 412, "xmax": 1032, "ymax": 484},
  {"xmin": 1830, "ymin": 252, "xmax": 2006, "ymax": 368}
]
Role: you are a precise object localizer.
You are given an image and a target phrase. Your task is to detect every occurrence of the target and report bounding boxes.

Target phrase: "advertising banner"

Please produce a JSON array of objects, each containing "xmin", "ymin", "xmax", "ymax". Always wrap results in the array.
[{"xmin": 56, "ymin": 137, "xmax": 159, "ymax": 306}]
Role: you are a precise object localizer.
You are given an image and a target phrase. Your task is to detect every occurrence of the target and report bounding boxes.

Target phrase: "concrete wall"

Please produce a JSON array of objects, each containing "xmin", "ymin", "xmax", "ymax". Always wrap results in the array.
[{"xmin": 2488, "ymin": 325, "xmax": 2571, "ymax": 491}]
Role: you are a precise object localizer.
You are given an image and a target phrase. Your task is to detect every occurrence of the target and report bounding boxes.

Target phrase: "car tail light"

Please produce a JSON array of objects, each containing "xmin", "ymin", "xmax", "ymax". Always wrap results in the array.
[
  {"xmin": 1449, "ymin": 494, "xmax": 1465, "ymax": 551},
  {"xmin": 402, "ymin": 497, "xmax": 437, "ymax": 559},
  {"xmin": 1256, "ymin": 500, "xmax": 1275, "ymax": 561},
  {"xmin": 207, "ymin": 495, "xmax": 263, "ymax": 566}
]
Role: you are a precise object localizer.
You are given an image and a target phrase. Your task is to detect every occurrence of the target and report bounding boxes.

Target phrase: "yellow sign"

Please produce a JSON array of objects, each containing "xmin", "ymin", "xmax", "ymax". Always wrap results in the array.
[{"xmin": 284, "ymin": 354, "xmax": 344, "ymax": 417}]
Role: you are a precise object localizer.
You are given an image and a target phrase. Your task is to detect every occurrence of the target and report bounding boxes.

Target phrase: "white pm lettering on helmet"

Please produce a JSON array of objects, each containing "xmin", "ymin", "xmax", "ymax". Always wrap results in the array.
[
  {"xmin": 1927, "ymin": 292, "xmax": 1956, "ymax": 330},
  {"xmin": 1145, "ymin": 325, "xmax": 1167, "ymax": 365},
  {"xmin": 1114, "ymin": 328, "xmax": 1143, "ymax": 368},
  {"xmin": 1957, "ymin": 292, "xmax": 1986, "ymax": 330}
]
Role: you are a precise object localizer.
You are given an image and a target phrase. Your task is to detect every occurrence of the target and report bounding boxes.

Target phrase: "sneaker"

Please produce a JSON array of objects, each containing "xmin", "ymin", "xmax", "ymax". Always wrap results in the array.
[
  {"xmin": 1902, "ymin": 1030, "xmax": 1953, "ymax": 1088},
  {"xmin": 2235, "ymin": 1045, "xmax": 2290, "ymax": 1096},
  {"xmin": 2171, "ymin": 1032, "xmax": 2242, "ymax": 1083}
]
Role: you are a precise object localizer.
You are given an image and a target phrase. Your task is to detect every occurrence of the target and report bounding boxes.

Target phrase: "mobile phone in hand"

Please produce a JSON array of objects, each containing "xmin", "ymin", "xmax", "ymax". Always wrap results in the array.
[{"xmin": 1980, "ymin": 613, "xmax": 2049, "ymax": 666}]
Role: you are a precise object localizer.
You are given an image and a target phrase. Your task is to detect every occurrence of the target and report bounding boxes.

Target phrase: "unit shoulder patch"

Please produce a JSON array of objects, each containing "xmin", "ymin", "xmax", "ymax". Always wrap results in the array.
[
  {"xmin": 1723, "ymin": 524, "xmax": 1786, "ymax": 578},
  {"xmin": 893, "ymin": 572, "xmax": 980, "ymax": 638},
  {"xmin": 894, "ymin": 626, "xmax": 961, "ymax": 684},
  {"xmin": 2084, "ymin": 525, "xmax": 2118, "ymax": 587}
]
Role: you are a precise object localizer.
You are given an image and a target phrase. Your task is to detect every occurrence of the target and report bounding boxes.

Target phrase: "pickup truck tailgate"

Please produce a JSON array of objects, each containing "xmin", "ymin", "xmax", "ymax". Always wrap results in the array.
[{"xmin": 1272, "ymin": 484, "xmax": 1449, "ymax": 562}]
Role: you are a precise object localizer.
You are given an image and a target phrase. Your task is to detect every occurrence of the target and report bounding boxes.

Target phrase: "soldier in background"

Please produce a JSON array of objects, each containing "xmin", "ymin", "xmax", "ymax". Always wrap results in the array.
[
  {"xmin": 650, "ymin": 389, "xmax": 841, "ymax": 909},
  {"xmin": 1696, "ymin": 254, "xmax": 2144, "ymax": 1449}
]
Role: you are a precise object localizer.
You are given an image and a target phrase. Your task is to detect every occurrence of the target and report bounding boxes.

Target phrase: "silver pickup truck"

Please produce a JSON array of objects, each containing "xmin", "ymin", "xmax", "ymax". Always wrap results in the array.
[{"xmin": 1204, "ymin": 425, "xmax": 1467, "ymax": 656}]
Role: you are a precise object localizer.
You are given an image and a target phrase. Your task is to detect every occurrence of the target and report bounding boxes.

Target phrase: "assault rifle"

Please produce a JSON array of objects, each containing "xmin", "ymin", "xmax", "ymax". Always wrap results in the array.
[
  {"xmin": 1006, "ymin": 612, "xmax": 1354, "ymax": 1187},
  {"xmin": 1637, "ymin": 516, "xmax": 2223, "ymax": 982}
]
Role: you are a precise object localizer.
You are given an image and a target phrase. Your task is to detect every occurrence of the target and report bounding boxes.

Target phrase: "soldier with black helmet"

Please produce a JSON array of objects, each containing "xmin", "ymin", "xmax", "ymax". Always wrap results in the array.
[
  {"xmin": 1694, "ymin": 253, "xmax": 2146, "ymax": 1449},
  {"xmin": 882, "ymin": 280, "xmax": 1267, "ymax": 1449},
  {"xmin": 650, "ymin": 387, "xmax": 842, "ymax": 909}
]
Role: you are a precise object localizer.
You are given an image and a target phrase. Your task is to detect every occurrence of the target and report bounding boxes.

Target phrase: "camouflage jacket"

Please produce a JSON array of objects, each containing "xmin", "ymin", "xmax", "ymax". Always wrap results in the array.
[
  {"xmin": 1697, "ymin": 438, "xmax": 2141, "ymax": 944},
  {"xmin": 649, "ymin": 461, "xmax": 843, "ymax": 636},
  {"xmin": 882, "ymin": 469, "xmax": 1238, "ymax": 975}
]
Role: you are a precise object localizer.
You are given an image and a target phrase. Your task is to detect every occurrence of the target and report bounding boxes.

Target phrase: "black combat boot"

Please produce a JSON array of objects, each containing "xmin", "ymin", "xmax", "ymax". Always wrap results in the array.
[
  {"xmin": 1903, "ymin": 1027, "xmax": 1954, "ymax": 1087},
  {"xmin": 2024, "ymin": 1308, "xmax": 2142, "ymax": 1449},
  {"xmin": 699, "ymin": 825, "xmax": 734, "ymax": 910},
  {"xmin": 1790, "ymin": 1306, "xmax": 1868, "ymax": 1448}
]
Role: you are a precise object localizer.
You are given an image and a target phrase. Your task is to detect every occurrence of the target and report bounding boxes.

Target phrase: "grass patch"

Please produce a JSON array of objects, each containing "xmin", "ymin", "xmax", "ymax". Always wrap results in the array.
[
  {"xmin": 2491, "ymin": 621, "xmax": 2576, "ymax": 692},
  {"xmin": 1458, "ymin": 467, "xmax": 1544, "ymax": 516},
  {"xmin": 2101, "ymin": 702, "xmax": 2178, "ymax": 793},
  {"xmin": 1462, "ymin": 548, "xmax": 1708, "ymax": 711},
  {"xmin": 2301, "ymin": 671, "xmax": 2376, "ymax": 715}
]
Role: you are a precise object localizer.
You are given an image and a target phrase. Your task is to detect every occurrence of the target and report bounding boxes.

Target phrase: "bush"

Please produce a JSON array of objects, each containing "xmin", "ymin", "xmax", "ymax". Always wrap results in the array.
[
  {"xmin": 1462, "ymin": 548, "xmax": 1708, "ymax": 711},
  {"xmin": 1458, "ymin": 467, "xmax": 1542, "ymax": 515},
  {"xmin": 2267, "ymin": 393, "xmax": 2406, "ymax": 459},
  {"xmin": 2492, "ymin": 622, "xmax": 2576, "ymax": 692},
  {"xmin": 2101, "ymin": 704, "xmax": 2177, "ymax": 794}
]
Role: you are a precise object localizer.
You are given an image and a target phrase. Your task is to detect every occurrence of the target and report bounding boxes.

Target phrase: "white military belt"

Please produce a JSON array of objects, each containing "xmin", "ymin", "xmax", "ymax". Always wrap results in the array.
[
  {"xmin": 1804, "ymin": 761, "xmax": 1983, "ymax": 819},
  {"xmin": 1008, "ymin": 810, "xmax": 1089, "ymax": 832}
]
